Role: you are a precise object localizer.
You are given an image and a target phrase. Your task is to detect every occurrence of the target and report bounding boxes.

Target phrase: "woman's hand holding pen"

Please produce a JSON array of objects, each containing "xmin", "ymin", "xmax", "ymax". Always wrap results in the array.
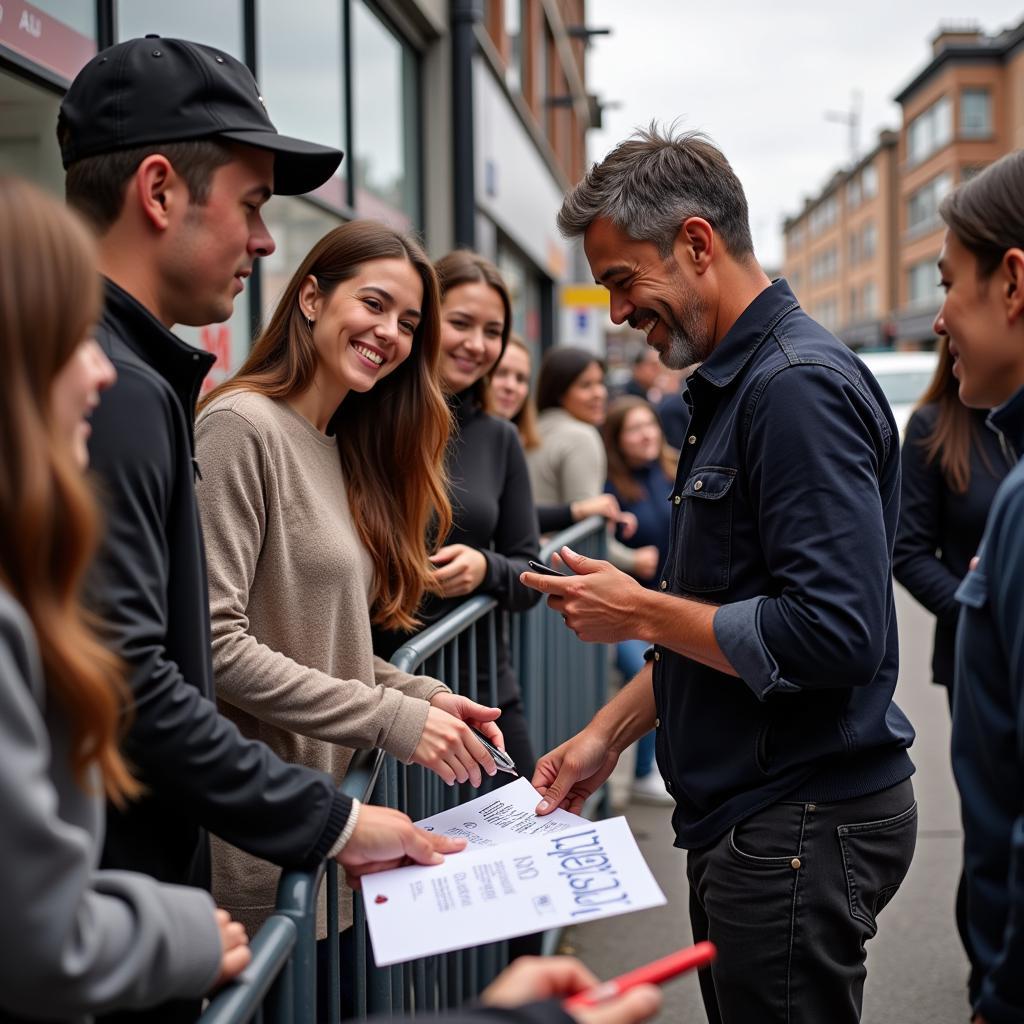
[{"xmin": 411, "ymin": 693, "xmax": 504, "ymax": 786}]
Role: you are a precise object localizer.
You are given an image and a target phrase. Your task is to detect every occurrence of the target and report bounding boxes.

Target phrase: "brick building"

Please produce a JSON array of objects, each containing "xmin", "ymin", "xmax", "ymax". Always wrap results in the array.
[{"xmin": 782, "ymin": 18, "xmax": 1024, "ymax": 350}]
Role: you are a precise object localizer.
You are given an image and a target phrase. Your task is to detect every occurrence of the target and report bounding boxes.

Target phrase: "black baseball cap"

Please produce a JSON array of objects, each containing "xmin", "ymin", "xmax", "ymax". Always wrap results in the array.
[{"xmin": 58, "ymin": 36, "xmax": 343, "ymax": 196}]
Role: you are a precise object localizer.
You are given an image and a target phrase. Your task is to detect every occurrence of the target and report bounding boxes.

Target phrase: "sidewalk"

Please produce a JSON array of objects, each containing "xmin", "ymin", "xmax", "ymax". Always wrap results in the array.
[{"xmin": 561, "ymin": 587, "xmax": 970, "ymax": 1023}]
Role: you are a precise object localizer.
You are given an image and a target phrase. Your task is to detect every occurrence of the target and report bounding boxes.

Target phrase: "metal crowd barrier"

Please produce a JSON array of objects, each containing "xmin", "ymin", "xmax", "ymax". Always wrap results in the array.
[{"xmin": 200, "ymin": 518, "xmax": 608, "ymax": 1024}]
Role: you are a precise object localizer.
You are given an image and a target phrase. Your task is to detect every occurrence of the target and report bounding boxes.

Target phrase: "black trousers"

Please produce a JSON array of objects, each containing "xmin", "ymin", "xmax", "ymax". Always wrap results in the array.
[{"xmin": 686, "ymin": 778, "xmax": 917, "ymax": 1024}]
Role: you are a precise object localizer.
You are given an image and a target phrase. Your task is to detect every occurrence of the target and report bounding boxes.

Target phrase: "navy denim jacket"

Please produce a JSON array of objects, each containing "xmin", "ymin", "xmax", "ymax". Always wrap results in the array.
[
  {"xmin": 651, "ymin": 280, "xmax": 915, "ymax": 849},
  {"xmin": 951, "ymin": 385, "xmax": 1024, "ymax": 1024}
]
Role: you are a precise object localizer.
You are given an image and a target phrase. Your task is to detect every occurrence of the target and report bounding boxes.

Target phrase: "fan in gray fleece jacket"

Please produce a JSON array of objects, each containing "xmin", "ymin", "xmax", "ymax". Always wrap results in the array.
[{"xmin": 0, "ymin": 587, "xmax": 221, "ymax": 1022}]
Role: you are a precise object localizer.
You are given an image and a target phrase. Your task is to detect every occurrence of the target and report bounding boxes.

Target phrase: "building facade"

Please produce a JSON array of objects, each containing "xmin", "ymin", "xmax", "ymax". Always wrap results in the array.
[
  {"xmin": 781, "ymin": 18, "xmax": 1024, "ymax": 350},
  {"xmin": 0, "ymin": 0, "xmax": 593, "ymax": 383},
  {"xmin": 782, "ymin": 133, "xmax": 899, "ymax": 348},
  {"xmin": 892, "ymin": 22, "xmax": 1024, "ymax": 344}
]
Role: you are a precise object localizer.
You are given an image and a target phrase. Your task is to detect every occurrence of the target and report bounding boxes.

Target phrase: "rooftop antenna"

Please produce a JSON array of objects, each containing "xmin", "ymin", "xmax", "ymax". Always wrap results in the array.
[{"xmin": 825, "ymin": 89, "xmax": 862, "ymax": 164}]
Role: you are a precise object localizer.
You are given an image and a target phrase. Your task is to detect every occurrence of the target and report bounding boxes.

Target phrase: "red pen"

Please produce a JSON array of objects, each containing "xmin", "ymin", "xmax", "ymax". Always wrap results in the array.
[{"xmin": 562, "ymin": 942, "xmax": 717, "ymax": 1009}]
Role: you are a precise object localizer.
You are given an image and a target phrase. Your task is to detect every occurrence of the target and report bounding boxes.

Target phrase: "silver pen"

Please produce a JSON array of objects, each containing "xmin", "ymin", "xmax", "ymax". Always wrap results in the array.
[{"xmin": 470, "ymin": 726, "xmax": 518, "ymax": 776}]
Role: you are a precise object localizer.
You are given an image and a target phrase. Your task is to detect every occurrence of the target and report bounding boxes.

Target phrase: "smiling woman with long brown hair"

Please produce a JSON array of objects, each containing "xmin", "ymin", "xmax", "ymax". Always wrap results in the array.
[
  {"xmin": 194, "ymin": 222, "xmax": 503, "ymax": 968},
  {"xmin": 0, "ymin": 177, "xmax": 244, "ymax": 1018}
]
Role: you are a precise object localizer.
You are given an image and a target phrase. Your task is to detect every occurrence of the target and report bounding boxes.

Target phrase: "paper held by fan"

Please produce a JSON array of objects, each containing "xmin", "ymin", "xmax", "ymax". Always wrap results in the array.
[
  {"xmin": 361, "ymin": 812, "xmax": 666, "ymax": 966},
  {"xmin": 412, "ymin": 775, "xmax": 589, "ymax": 847}
]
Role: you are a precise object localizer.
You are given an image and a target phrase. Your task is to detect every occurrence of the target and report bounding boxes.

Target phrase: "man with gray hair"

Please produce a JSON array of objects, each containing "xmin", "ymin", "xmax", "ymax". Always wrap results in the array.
[{"xmin": 521, "ymin": 125, "xmax": 917, "ymax": 1023}]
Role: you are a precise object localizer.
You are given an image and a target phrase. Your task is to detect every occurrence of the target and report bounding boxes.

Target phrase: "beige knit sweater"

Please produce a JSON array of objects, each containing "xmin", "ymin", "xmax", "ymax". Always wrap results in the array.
[
  {"xmin": 194, "ymin": 391, "xmax": 448, "ymax": 938},
  {"xmin": 527, "ymin": 407, "xmax": 639, "ymax": 571}
]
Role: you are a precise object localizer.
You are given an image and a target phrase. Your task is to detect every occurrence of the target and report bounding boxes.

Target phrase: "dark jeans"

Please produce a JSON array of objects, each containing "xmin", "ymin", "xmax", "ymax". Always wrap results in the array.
[{"xmin": 686, "ymin": 778, "xmax": 917, "ymax": 1024}]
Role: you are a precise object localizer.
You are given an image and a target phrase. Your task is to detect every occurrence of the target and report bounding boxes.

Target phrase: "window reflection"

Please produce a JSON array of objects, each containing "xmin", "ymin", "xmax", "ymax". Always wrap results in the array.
[
  {"xmin": 260, "ymin": 195, "xmax": 345, "ymax": 324},
  {"xmin": 33, "ymin": 1, "xmax": 94, "ymax": 38},
  {"xmin": 117, "ymin": 1, "xmax": 243, "ymax": 58},
  {"xmin": 258, "ymin": 0, "xmax": 347, "ymax": 208},
  {"xmin": 352, "ymin": 1, "xmax": 419, "ymax": 229}
]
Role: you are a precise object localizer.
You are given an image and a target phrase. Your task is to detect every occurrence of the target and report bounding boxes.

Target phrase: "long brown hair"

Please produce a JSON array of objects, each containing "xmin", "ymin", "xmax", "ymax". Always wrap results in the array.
[
  {"xmin": 434, "ymin": 250, "xmax": 512, "ymax": 407},
  {"xmin": 0, "ymin": 177, "xmax": 138, "ymax": 804},
  {"xmin": 200, "ymin": 220, "xmax": 452, "ymax": 631},
  {"xmin": 914, "ymin": 336, "xmax": 994, "ymax": 494},
  {"xmin": 488, "ymin": 334, "xmax": 541, "ymax": 450},
  {"xmin": 603, "ymin": 396, "xmax": 677, "ymax": 503}
]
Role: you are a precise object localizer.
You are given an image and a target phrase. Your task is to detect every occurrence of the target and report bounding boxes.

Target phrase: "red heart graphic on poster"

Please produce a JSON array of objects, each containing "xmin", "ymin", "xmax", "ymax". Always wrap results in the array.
[{"xmin": 374, "ymin": 894, "xmax": 388, "ymax": 905}]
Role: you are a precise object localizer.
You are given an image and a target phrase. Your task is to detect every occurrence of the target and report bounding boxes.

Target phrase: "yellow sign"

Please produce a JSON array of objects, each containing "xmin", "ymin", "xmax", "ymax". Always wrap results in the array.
[{"xmin": 560, "ymin": 284, "xmax": 609, "ymax": 308}]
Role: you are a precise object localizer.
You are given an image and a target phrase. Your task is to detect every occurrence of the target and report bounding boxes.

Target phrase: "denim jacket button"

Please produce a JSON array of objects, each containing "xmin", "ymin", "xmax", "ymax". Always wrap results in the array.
[
  {"xmin": 654, "ymin": 651, "xmax": 661, "ymax": 661},
  {"xmin": 687, "ymin": 435, "xmax": 697, "ymax": 445},
  {"xmin": 790, "ymin": 858, "xmax": 801, "ymax": 870},
  {"xmin": 694, "ymin": 480, "xmax": 703, "ymax": 491},
  {"xmin": 660, "ymin": 580, "xmax": 668, "ymax": 590},
  {"xmin": 673, "ymin": 495, "xmax": 681, "ymax": 505}
]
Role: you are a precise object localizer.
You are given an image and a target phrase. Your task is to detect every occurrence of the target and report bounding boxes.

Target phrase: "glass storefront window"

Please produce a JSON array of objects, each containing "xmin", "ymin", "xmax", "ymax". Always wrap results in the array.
[
  {"xmin": 0, "ymin": 69, "xmax": 65, "ymax": 194},
  {"xmin": 118, "ymin": 2, "xmax": 244, "ymax": 59},
  {"xmin": 0, "ymin": 1, "xmax": 95, "ymax": 82},
  {"xmin": 352, "ymin": 1, "xmax": 419, "ymax": 230},
  {"xmin": 177, "ymin": 290, "xmax": 252, "ymax": 394},
  {"xmin": 257, "ymin": 0, "xmax": 347, "ymax": 209},
  {"xmin": 260, "ymin": 194, "xmax": 345, "ymax": 324},
  {"xmin": 497, "ymin": 236, "xmax": 543, "ymax": 346}
]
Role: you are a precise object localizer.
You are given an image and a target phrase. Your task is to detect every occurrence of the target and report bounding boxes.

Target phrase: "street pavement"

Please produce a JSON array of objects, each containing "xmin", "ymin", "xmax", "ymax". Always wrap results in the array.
[{"xmin": 562, "ymin": 586, "xmax": 971, "ymax": 1022}]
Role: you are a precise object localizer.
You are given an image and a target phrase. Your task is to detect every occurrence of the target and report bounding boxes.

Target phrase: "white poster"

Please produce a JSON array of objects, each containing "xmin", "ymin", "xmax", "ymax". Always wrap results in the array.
[{"xmin": 362, "ymin": 814, "xmax": 666, "ymax": 966}]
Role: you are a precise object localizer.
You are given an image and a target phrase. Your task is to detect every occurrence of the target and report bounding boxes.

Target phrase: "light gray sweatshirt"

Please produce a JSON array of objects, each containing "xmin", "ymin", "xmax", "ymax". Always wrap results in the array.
[{"xmin": 0, "ymin": 587, "xmax": 221, "ymax": 1022}]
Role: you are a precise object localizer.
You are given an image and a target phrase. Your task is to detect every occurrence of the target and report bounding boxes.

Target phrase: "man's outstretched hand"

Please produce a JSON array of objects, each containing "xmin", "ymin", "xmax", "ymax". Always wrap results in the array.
[{"xmin": 532, "ymin": 728, "xmax": 620, "ymax": 816}]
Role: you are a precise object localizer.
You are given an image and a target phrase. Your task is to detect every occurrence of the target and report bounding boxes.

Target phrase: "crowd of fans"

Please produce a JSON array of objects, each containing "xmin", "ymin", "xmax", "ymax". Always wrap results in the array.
[{"xmin": 3, "ymin": 29, "xmax": 1024, "ymax": 1024}]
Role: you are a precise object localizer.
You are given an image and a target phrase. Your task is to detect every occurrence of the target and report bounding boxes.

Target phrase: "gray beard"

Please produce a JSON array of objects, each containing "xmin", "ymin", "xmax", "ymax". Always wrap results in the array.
[{"xmin": 661, "ymin": 300, "xmax": 712, "ymax": 370}]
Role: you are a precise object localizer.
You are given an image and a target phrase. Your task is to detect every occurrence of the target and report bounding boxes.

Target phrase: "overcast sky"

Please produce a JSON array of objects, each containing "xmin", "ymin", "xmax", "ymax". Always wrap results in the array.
[{"xmin": 586, "ymin": 1, "xmax": 1024, "ymax": 268}]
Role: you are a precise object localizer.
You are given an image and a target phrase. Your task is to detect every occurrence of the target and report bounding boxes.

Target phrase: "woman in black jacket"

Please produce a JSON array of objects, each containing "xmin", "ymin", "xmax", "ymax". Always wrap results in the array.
[
  {"xmin": 893, "ymin": 335, "xmax": 1013, "ymax": 708},
  {"xmin": 376, "ymin": 251, "xmax": 542, "ymax": 782}
]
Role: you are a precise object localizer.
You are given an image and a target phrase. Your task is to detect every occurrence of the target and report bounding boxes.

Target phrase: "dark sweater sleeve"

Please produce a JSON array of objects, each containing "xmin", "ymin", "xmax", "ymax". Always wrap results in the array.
[
  {"xmin": 892, "ymin": 407, "xmax": 962, "ymax": 620},
  {"xmin": 537, "ymin": 504, "xmax": 575, "ymax": 534},
  {"xmin": 88, "ymin": 368, "xmax": 349, "ymax": 870},
  {"xmin": 478, "ymin": 423, "xmax": 543, "ymax": 612}
]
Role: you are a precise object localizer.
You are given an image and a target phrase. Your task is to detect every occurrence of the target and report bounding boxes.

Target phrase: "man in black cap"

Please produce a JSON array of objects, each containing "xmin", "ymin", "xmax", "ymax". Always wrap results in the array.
[{"xmin": 56, "ymin": 38, "xmax": 466, "ymax": 1023}]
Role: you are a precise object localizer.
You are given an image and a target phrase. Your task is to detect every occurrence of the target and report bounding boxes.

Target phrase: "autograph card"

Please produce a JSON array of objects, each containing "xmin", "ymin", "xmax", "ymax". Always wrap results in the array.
[
  {"xmin": 414, "ymin": 776, "xmax": 587, "ymax": 848},
  {"xmin": 362, "ymin": 815, "xmax": 666, "ymax": 965}
]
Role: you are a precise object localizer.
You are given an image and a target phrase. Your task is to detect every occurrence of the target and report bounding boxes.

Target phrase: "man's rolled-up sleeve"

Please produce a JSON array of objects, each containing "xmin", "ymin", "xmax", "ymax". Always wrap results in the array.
[{"xmin": 713, "ymin": 363, "xmax": 895, "ymax": 699}]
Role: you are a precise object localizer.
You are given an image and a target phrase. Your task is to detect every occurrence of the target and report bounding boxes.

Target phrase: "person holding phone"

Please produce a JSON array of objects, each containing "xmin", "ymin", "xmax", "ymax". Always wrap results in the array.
[{"xmin": 522, "ymin": 126, "xmax": 915, "ymax": 1024}]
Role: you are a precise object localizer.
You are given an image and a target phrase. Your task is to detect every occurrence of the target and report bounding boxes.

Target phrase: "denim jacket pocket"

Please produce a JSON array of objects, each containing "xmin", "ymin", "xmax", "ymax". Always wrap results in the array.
[{"xmin": 675, "ymin": 466, "xmax": 736, "ymax": 593}]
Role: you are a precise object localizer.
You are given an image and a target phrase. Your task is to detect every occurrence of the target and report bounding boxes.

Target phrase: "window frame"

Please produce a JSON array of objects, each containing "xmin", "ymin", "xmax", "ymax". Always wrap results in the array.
[{"xmin": 959, "ymin": 87, "xmax": 993, "ymax": 140}]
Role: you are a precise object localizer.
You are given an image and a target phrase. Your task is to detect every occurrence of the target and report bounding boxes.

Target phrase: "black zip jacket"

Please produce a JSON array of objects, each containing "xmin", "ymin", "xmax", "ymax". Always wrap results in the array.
[{"xmin": 89, "ymin": 281, "xmax": 350, "ymax": 896}]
